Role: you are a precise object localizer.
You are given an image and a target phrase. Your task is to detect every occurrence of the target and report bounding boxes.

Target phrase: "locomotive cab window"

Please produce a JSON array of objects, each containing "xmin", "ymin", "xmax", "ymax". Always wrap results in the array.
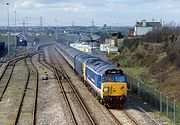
[
  {"xmin": 103, "ymin": 76, "xmax": 113, "ymax": 82},
  {"xmin": 103, "ymin": 69, "xmax": 126, "ymax": 82},
  {"xmin": 103, "ymin": 75, "xmax": 126, "ymax": 82},
  {"xmin": 113, "ymin": 76, "xmax": 126, "ymax": 82}
]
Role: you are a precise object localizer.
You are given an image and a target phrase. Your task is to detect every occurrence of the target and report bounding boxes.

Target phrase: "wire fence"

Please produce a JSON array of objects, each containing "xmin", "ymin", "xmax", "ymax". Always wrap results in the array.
[{"xmin": 127, "ymin": 75, "xmax": 180, "ymax": 124}]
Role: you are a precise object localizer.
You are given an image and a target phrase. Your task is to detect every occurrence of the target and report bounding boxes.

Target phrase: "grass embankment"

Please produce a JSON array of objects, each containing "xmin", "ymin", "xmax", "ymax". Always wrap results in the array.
[
  {"xmin": 108, "ymin": 39, "xmax": 180, "ymax": 103},
  {"xmin": 108, "ymin": 56, "xmax": 154, "ymax": 86}
]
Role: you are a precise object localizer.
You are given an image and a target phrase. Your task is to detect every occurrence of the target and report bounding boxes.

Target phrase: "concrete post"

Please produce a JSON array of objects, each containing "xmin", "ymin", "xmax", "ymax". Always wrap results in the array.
[
  {"xmin": 166, "ymin": 96, "xmax": 168, "ymax": 116},
  {"xmin": 160, "ymin": 93, "xmax": 162, "ymax": 112},
  {"xmin": 137, "ymin": 82, "xmax": 140, "ymax": 96},
  {"xmin": 174, "ymin": 100, "xmax": 176, "ymax": 123}
]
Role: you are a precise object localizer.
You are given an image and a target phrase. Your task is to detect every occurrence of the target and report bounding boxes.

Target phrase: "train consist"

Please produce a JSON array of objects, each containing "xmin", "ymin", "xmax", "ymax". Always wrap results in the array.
[{"xmin": 55, "ymin": 42, "xmax": 127, "ymax": 107}]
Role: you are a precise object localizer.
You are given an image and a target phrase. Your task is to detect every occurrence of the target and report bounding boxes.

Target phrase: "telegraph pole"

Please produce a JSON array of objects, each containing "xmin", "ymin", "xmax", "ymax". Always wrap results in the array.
[
  {"xmin": 91, "ymin": 20, "xmax": 94, "ymax": 37},
  {"xmin": 14, "ymin": 11, "xmax": 16, "ymax": 27},
  {"xmin": 72, "ymin": 21, "xmax": 74, "ymax": 33},
  {"xmin": 25, "ymin": 17, "xmax": 28, "ymax": 41},
  {"xmin": 40, "ymin": 16, "xmax": 43, "ymax": 34},
  {"xmin": 14, "ymin": 11, "xmax": 17, "ymax": 56},
  {"xmin": 6, "ymin": 3, "xmax": 10, "ymax": 57},
  {"xmin": 91, "ymin": 20, "xmax": 94, "ymax": 55},
  {"xmin": 23, "ymin": 20, "xmax": 25, "ymax": 34},
  {"xmin": 55, "ymin": 19, "xmax": 58, "ymax": 41}
]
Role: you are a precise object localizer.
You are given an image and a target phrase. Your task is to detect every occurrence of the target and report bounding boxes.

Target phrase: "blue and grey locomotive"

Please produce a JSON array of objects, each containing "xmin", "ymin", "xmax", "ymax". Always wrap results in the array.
[{"xmin": 55, "ymin": 43, "xmax": 127, "ymax": 107}]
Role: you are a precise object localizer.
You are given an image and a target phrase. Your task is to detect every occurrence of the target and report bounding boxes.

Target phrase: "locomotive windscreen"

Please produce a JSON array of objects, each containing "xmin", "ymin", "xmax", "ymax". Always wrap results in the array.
[{"xmin": 105, "ymin": 69, "xmax": 124, "ymax": 76}]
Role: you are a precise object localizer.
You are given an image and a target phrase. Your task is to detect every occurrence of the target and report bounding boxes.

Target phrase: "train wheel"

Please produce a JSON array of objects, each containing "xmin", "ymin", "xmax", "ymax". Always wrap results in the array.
[
  {"xmin": 89, "ymin": 87, "xmax": 91, "ymax": 91},
  {"xmin": 104, "ymin": 103, "xmax": 109, "ymax": 108},
  {"xmin": 97, "ymin": 97, "xmax": 100, "ymax": 102},
  {"xmin": 100, "ymin": 99, "xmax": 104, "ymax": 105}
]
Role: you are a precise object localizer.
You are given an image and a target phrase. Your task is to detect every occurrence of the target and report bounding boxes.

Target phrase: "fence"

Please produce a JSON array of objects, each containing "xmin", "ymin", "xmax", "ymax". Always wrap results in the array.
[{"xmin": 127, "ymin": 75, "xmax": 180, "ymax": 124}]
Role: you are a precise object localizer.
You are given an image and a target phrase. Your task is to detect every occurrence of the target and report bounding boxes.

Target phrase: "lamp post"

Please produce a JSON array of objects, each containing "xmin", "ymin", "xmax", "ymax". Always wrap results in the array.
[
  {"xmin": 25, "ymin": 17, "xmax": 28, "ymax": 41},
  {"xmin": 91, "ymin": 20, "xmax": 94, "ymax": 55},
  {"xmin": 6, "ymin": 2, "xmax": 10, "ymax": 57},
  {"xmin": 55, "ymin": 19, "xmax": 58, "ymax": 41},
  {"xmin": 14, "ymin": 11, "xmax": 16, "ymax": 27}
]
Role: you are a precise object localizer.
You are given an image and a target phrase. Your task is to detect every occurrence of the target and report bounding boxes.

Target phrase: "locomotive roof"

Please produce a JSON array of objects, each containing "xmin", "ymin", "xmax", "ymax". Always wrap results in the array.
[
  {"xmin": 61, "ymin": 43, "xmax": 86, "ymax": 58},
  {"xmin": 75, "ymin": 53, "xmax": 97, "ymax": 64},
  {"xmin": 86, "ymin": 59, "xmax": 116, "ymax": 75}
]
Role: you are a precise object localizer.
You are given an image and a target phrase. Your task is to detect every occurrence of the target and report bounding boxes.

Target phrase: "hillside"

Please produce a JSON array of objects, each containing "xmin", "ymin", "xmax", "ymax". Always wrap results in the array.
[{"xmin": 108, "ymin": 26, "xmax": 180, "ymax": 102}]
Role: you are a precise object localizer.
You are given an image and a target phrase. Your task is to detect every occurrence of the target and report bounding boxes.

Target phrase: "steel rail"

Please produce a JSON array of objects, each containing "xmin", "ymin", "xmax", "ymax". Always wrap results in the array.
[
  {"xmin": 54, "ymin": 45, "xmax": 137, "ymax": 125},
  {"xmin": 38, "ymin": 51, "xmax": 78, "ymax": 124},
  {"xmin": 30, "ymin": 55, "xmax": 39, "ymax": 125},
  {"xmin": 123, "ymin": 109, "xmax": 140, "ymax": 125},
  {"xmin": 0, "ymin": 58, "xmax": 21, "ymax": 101},
  {"xmin": 39, "ymin": 47, "xmax": 96, "ymax": 125},
  {"xmin": 13, "ymin": 55, "xmax": 38, "ymax": 125},
  {"xmin": 12, "ymin": 57, "xmax": 31, "ymax": 125},
  {"xmin": 0, "ymin": 55, "xmax": 26, "ymax": 80},
  {"xmin": 38, "ymin": 46, "xmax": 96, "ymax": 125},
  {"xmin": 54, "ymin": 45, "xmax": 124, "ymax": 125},
  {"xmin": 38, "ymin": 51, "xmax": 53, "ymax": 72},
  {"xmin": 138, "ymin": 107, "xmax": 161, "ymax": 125},
  {"xmin": 48, "ymin": 47, "xmax": 96, "ymax": 125},
  {"xmin": 102, "ymin": 107, "xmax": 123, "ymax": 125},
  {"xmin": 47, "ymin": 50, "xmax": 78, "ymax": 125},
  {"xmin": 56, "ymin": 61, "xmax": 97, "ymax": 125}
]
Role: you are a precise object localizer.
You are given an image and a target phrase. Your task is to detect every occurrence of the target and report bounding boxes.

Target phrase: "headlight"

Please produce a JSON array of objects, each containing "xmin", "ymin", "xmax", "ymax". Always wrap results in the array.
[
  {"xmin": 103, "ymin": 87, "xmax": 109, "ymax": 93},
  {"xmin": 120, "ymin": 86, "xmax": 124, "ymax": 89}
]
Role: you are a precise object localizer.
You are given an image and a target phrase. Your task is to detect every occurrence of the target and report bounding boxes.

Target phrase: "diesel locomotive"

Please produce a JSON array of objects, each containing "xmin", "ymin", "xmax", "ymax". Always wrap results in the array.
[{"xmin": 55, "ymin": 42, "xmax": 127, "ymax": 107}]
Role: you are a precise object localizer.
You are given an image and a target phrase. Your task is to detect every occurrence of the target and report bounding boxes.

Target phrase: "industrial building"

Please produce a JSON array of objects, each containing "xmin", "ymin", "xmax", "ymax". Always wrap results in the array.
[
  {"xmin": 100, "ymin": 44, "xmax": 118, "ymax": 53},
  {"xmin": 134, "ymin": 20, "xmax": 162, "ymax": 36},
  {"xmin": 70, "ymin": 43, "xmax": 92, "ymax": 53}
]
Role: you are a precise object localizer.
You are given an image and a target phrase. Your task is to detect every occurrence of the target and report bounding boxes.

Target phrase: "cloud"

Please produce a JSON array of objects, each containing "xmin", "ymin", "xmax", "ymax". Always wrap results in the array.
[
  {"xmin": 34, "ymin": 2, "xmax": 86, "ymax": 12},
  {"xmin": 38, "ymin": 0, "xmax": 71, "ymax": 4},
  {"xmin": 11, "ymin": 0, "xmax": 36, "ymax": 9},
  {"xmin": 63, "ymin": 3, "xmax": 86, "ymax": 12},
  {"xmin": 0, "ymin": 0, "xmax": 180, "ymax": 26},
  {"xmin": 19, "ymin": 0, "xmax": 33, "ymax": 8}
]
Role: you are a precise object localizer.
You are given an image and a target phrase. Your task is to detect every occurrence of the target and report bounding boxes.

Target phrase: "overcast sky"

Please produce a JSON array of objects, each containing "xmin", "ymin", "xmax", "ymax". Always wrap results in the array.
[{"xmin": 0, "ymin": 0, "xmax": 180, "ymax": 26}]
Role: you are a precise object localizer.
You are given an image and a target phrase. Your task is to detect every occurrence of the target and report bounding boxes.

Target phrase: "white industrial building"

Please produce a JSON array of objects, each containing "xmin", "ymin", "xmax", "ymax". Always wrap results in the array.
[
  {"xmin": 134, "ymin": 20, "xmax": 162, "ymax": 36},
  {"xmin": 105, "ymin": 38, "xmax": 116, "ymax": 46},
  {"xmin": 100, "ymin": 44, "xmax": 108, "ymax": 52},
  {"xmin": 70, "ymin": 43, "xmax": 92, "ymax": 53},
  {"xmin": 100, "ymin": 44, "xmax": 118, "ymax": 53}
]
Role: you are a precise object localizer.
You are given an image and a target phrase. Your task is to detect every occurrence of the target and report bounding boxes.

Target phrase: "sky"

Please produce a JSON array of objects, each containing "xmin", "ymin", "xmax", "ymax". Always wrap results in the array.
[{"xmin": 0, "ymin": 0, "xmax": 180, "ymax": 26}]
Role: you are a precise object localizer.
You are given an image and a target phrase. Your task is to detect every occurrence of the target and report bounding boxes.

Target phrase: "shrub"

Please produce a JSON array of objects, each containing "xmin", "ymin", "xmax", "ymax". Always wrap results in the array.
[
  {"xmin": 143, "ymin": 26, "xmax": 180, "ymax": 43},
  {"xmin": 149, "ymin": 56, "xmax": 170, "ymax": 75}
]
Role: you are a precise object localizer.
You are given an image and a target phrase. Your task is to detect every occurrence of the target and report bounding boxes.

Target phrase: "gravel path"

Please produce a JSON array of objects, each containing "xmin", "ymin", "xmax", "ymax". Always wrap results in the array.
[{"xmin": 33, "ymin": 54, "xmax": 72, "ymax": 125}]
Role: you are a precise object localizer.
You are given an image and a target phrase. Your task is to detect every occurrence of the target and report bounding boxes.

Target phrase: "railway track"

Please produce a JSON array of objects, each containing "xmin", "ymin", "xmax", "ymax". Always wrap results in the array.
[
  {"xmin": 53, "ymin": 45, "xmax": 142, "ymax": 125},
  {"xmin": 123, "ymin": 94, "xmax": 164, "ymax": 125},
  {"xmin": 0, "ymin": 55, "xmax": 38, "ymax": 125},
  {"xmin": 50, "ymin": 46, "xmax": 125, "ymax": 125},
  {"xmin": 14, "ymin": 56, "xmax": 38, "ymax": 125},
  {"xmin": 37, "ymin": 45, "xmax": 142, "ymax": 125},
  {"xmin": 42, "ymin": 47, "xmax": 96, "ymax": 125},
  {"xmin": 109, "ymin": 108, "xmax": 139, "ymax": 125},
  {"xmin": 0, "ymin": 58, "xmax": 22, "ymax": 100}
]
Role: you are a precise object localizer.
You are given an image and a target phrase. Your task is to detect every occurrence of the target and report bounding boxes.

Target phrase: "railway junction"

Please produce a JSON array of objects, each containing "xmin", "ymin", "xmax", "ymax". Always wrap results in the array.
[{"xmin": 0, "ymin": 43, "xmax": 173, "ymax": 125}]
